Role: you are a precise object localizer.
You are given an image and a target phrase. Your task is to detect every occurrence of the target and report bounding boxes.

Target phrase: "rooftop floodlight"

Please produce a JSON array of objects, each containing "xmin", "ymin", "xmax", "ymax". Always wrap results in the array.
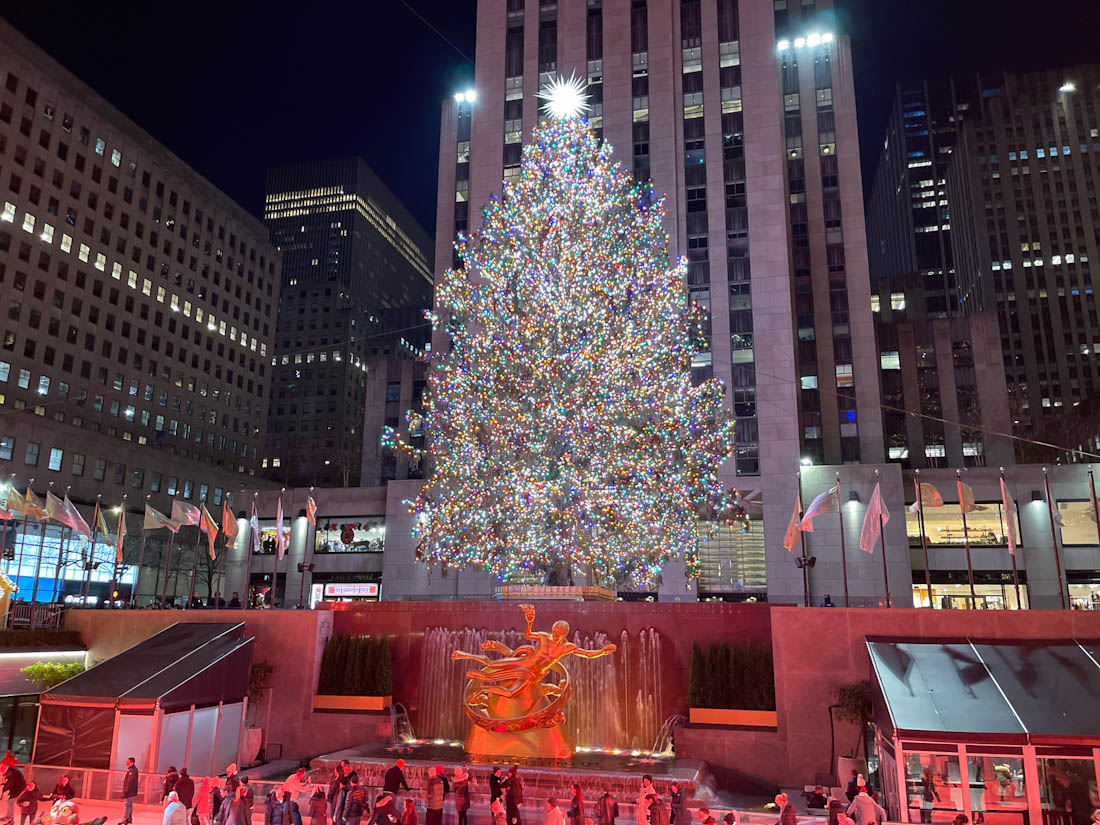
[
  {"xmin": 777, "ymin": 39, "xmax": 790, "ymax": 51},
  {"xmin": 1059, "ymin": 81, "xmax": 1076, "ymax": 93},
  {"xmin": 807, "ymin": 33, "xmax": 821, "ymax": 46},
  {"xmin": 463, "ymin": 89, "xmax": 477, "ymax": 103},
  {"xmin": 794, "ymin": 37, "xmax": 806, "ymax": 48},
  {"xmin": 821, "ymin": 32, "xmax": 834, "ymax": 43}
]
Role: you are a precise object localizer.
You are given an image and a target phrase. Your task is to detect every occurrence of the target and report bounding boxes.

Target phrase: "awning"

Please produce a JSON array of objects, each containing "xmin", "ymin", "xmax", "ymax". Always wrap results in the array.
[
  {"xmin": 41, "ymin": 622, "xmax": 252, "ymax": 712},
  {"xmin": 868, "ymin": 638, "xmax": 1100, "ymax": 745}
]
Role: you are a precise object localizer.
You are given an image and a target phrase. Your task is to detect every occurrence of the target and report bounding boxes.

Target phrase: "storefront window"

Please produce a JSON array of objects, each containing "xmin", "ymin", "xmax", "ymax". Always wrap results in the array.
[
  {"xmin": 912, "ymin": 583, "xmax": 1028, "ymax": 610},
  {"xmin": 907, "ymin": 503, "xmax": 1018, "ymax": 547},
  {"xmin": 1068, "ymin": 583, "xmax": 1100, "ymax": 610},
  {"xmin": 314, "ymin": 519, "xmax": 386, "ymax": 553},
  {"xmin": 904, "ymin": 752, "xmax": 962, "ymax": 823},
  {"xmin": 1036, "ymin": 757, "xmax": 1099, "ymax": 825},
  {"xmin": 1057, "ymin": 501, "xmax": 1100, "ymax": 546},
  {"xmin": 966, "ymin": 755, "xmax": 1026, "ymax": 824}
]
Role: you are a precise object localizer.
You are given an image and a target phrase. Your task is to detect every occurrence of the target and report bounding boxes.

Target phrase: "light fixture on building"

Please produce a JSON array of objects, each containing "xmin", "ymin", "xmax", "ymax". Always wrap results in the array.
[
  {"xmin": 801, "ymin": 457, "xmax": 813, "ymax": 466},
  {"xmin": 849, "ymin": 491, "xmax": 860, "ymax": 502},
  {"xmin": 794, "ymin": 37, "xmax": 806, "ymax": 48},
  {"xmin": 1031, "ymin": 490, "xmax": 1043, "ymax": 501},
  {"xmin": 1058, "ymin": 82, "xmax": 1076, "ymax": 93},
  {"xmin": 776, "ymin": 39, "xmax": 790, "ymax": 52},
  {"xmin": 453, "ymin": 89, "xmax": 477, "ymax": 104}
]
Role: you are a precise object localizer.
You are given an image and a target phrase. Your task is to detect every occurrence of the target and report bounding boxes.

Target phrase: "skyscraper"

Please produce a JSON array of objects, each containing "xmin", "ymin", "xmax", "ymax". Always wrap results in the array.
[
  {"xmin": 0, "ymin": 19, "xmax": 279, "ymax": 514},
  {"xmin": 945, "ymin": 65, "xmax": 1100, "ymax": 435},
  {"xmin": 433, "ymin": 0, "xmax": 884, "ymax": 602},
  {"xmin": 264, "ymin": 158, "xmax": 433, "ymax": 487}
]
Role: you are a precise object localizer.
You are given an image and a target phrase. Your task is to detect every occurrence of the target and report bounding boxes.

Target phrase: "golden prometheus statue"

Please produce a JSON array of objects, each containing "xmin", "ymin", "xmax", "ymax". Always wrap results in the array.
[{"xmin": 451, "ymin": 603, "xmax": 617, "ymax": 759}]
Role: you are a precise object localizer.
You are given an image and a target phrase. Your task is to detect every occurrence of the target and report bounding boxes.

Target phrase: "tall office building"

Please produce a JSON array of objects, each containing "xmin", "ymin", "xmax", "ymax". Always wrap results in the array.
[
  {"xmin": 946, "ymin": 65, "xmax": 1100, "ymax": 434},
  {"xmin": 0, "ymin": 20, "xmax": 279, "ymax": 512},
  {"xmin": 263, "ymin": 158, "xmax": 433, "ymax": 488},
  {"xmin": 432, "ymin": 0, "xmax": 884, "ymax": 602}
]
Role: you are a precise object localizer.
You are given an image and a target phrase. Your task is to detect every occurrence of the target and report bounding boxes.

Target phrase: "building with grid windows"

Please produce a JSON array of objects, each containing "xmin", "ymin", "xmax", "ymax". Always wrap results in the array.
[
  {"xmin": 945, "ymin": 65, "xmax": 1100, "ymax": 437},
  {"xmin": 263, "ymin": 158, "xmax": 433, "ymax": 488},
  {"xmin": 0, "ymin": 20, "xmax": 281, "ymax": 600},
  {"xmin": 429, "ymin": 0, "xmax": 883, "ymax": 603}
]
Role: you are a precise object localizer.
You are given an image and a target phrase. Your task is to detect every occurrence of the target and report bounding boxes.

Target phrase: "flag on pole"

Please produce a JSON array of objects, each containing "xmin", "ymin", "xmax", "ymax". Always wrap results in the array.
[
  {"xmin": 144, "ymin": 504, "xmax": 180, "ymax": 533},
  {"xmin": 1000, "ymin": 477, "xmax": 1019, "ymax": 555},
  {"xmin": 222, "ymin": 499, "xmax": 239, "ymax": 540},
  {"xmin": 306, "ymin": 494, "xmax": 318, "ymax": 527},
  {"xmin": 799, "ymin": 487, "xmax": 839, "ymax": 532},
  {"xmin": 908, "ymin": 483, "xmax": 944, "ymax": 515},
  {"xmin": 21, "ymin": 488, "xmax": 48, "ymax": 521},
  {"xmin": 94, "ymin": 503, "xmax": 111, "ymax": 539},
  {"xmin": 171, "ymin": 499, "xmax": 202, "ymax": 527},
  {"xmin": 783, "ymin": 491, "xmax": 802, "ymax": 552},
  {"xmin": 46, "ymin": 491, "xmax": 82, "ymax": 535},
  {"xmin": 275, "ymin": 495, "xmax": 287, "ymax": 560},
  {"xmin": 956, "ymin": 480, "xmax": 987, "ymax": 513},
  {"xmin": 115, "ymin": 507, "xmax": 127, "ymax": 564},
  {"xmin": 859, "ymin": 482, "xmax": 891, "ymax": 554},
  {"xmin": 249, "ymin": 501, "xmax": 261, "ymax": 556},
  {"xmin": 200, "ymin": 505, "xmax": 219, "ymax": 561},
  {"xmin": 65, "ymin": 495, "xmax": 92, "ymax": 541}
]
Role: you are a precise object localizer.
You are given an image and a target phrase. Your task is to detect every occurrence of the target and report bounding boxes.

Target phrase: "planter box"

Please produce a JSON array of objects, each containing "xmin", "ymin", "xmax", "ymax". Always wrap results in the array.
[
  {"xmin": 313, "ymin": 694, "xmax": 392, "ymax": 712},
  {"xmin": 688, "ymin": 707, "xmax": 777, "ymax": 727}
]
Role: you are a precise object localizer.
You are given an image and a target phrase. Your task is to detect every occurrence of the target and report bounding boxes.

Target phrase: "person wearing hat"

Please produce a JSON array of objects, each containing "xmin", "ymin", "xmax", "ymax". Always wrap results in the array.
[
  {"xmin": 384, "ymin": 761, "xmax": 410, "ymax": 796},
  {"xmin": 646, "ymin": 796, "xmax": 668, "ymax": 825},
  {"xmin": 453, "ymin": 768, "xmax": 471, "ymax": 825}
]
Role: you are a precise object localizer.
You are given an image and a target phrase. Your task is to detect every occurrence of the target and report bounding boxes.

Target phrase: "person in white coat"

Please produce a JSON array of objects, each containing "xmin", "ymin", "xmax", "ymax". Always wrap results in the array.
[{"xmin": 164, "ymin": 791, "xmax": 189, "ymax": 825}]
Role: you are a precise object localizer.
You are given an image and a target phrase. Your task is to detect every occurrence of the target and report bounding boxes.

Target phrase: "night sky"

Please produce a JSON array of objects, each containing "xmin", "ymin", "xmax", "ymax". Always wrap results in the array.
[{"xmin": 1, "ymin": 0, "xmax": 1096, "ymax": 237}]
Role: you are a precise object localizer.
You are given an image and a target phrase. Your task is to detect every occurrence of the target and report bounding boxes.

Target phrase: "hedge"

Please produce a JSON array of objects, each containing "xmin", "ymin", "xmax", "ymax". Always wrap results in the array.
[
  {"xmin": 687, "ymin": 640, "xmax": 775, "ymax": 710},
  {"xmin": 317, "ymin": 634, "xmax": 392, "ymax": 696}
]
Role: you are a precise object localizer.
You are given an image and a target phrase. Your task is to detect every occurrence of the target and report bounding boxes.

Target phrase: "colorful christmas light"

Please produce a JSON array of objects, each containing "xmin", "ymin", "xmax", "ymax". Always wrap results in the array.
[{"xmin": 383, "ymin": 114, "xmax": 736, "ymax": 587}]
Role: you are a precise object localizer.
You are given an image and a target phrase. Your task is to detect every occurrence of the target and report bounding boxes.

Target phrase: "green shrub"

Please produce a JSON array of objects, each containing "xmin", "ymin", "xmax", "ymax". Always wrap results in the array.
[
  {"xmin": 21, "ymin": 661, "xmax": 85, "ymax": 690},
  {"xmin": 688, "ymin": 640, "xmax": 775, "ymax": 711},
  {"xmin": 317, "ymin": 634, "xmax": 393, "ymax": 696}
]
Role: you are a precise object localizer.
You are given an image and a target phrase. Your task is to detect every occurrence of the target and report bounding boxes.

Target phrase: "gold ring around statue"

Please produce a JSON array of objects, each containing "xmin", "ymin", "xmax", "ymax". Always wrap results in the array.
[{"xmin": 460, "ymin": 661, "xmax": 573, "ymax": 733}]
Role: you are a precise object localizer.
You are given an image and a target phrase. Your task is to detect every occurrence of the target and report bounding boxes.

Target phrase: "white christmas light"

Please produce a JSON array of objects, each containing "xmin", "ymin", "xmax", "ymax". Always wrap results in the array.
[{"xmin": 537, "ymin": 72, "xmax": 591, "ymax": 119}]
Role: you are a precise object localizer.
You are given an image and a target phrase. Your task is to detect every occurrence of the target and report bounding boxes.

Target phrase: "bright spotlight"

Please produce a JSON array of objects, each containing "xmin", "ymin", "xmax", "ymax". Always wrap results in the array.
[
  {"xmin": 1059, "ymin": 82, "xmax": 1076, "ymax": 93},
  {"xmin": 807, "ymin": 33, "xmax": 821, "ymax": 46},
  {"xmin": 776, "ymin": 39, "xmax": 790, "ymax": 51},
  {"xmin": 463, "ymin": 89, "xmax": 477, "ymax": 103},
  {"xmin": 794, "ymin": 37, "xmax": 806, "ymax": 48}
]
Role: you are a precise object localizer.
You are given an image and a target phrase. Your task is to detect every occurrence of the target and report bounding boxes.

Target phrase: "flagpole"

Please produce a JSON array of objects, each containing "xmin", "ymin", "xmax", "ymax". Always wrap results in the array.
[
  {"xmin": 13, "ymin": 475, "xmax": 27, "ymax": 600},
  {"xmin": 956, "ymin": 469, "xmax": 978, "ymax": 608},
  {"xmin": 914, "ymin": 470, "xmax": 934, "ymax": 608},
  {"xmin": 133, "ymin": 495, "xmax": 151, "ymax": 607},
  {"xmin": 1042, "ymin": 466, "xmax": 1067, "ymax": 609},
  {"xmin": 1090, "ymin": 465, "xmax": 1100, "ymax": 555},
  {"xmin": 160, "ymin": 525, "xmax": 177, "ymax": 609},
  {"xmin": 81, "ymin": 495, "xmax": 102, "ymax": 604},
  {"xmin": 30, "ymin": 480, "xmax": 50, "ymax": 604},
  {"xmin": 834, "ymin": 471, "xmax": 849, "ymax": 607},
  {"xmin": 108, "ymin": 495, "xmax": 127, "ymax": 609},
  {"xmin": 215, "ymin": 512, "xmax": 226, "ymax": 608},
  {"xmin": 999, "ymin": 467, "xmax": 1022, "ymax": 609},
  {"xmin": 299, "ymin": 487, "xmax": 315, "ymax": 609},
  {"xmin": 796, "ymin": 473, "xmax": 809, "ymax": 607},
  {"xmin": 186, "ymin": 498, "xmax": 204, "ymax": 608},
  {"xmin": 245, "ymin": 493, "xmax": 257, "ymax": 608},
  {"xmin": 51, "ymin": 485, "xmax": 76, "ymax": 606},
  {"xmin": 874, "ymin": 470, "xmax": 891, "ymax": 607}
]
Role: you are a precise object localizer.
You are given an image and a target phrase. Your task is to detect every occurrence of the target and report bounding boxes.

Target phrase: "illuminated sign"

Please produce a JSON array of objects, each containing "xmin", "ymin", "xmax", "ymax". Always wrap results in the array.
[{"xmin": 323, "ymin": 583, "xmax": 380, "ymax": 598}]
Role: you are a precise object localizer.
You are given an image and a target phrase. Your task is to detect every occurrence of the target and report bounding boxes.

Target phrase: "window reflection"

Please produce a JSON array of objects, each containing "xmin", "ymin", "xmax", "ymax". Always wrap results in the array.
[
  {"xmin": 1037, "ymin": 758, "xmax": 1098, "ymax": 825},
  {"xmin": 905, "ymin": 753, "xmax": 962, "ymax": 823},
  {"xmin": 1056, "ymin": 501, "xmax": 1100, "ymax": 546},
  {"xmin": 966, "ymin": 755, "xmax": 1026, "ymax": 825}
]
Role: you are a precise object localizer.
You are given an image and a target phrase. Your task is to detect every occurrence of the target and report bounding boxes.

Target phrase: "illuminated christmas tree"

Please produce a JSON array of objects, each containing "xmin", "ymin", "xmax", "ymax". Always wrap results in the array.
[{"xmin": 384, "ymin": 76, "xmax": 736, "ymax": 586}]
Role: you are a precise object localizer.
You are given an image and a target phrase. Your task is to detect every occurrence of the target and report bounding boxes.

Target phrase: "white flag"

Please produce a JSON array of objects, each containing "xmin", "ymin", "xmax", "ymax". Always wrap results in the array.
[
  {"xmin": 1000, "ymin": 477, "xmax": 1018, "ymax": 555},
  {"xmin": 249, "ymin": 501, "xmax": 262, "ymax": 556},
  {"xmin": 171, "ymin": 499, "xmax": 202, "ymax": 527},
  {"xmin": 859, "ymin": 482, "xmax": 890, "ymax": 554},
  {"xmin": 783, "ymin": 492, "xmax": 802, "ymax": 552},
  {"xmin": 275, "ymin": 496, "xmax": 287, "ymax": 560},
  {"xmin": 799, "ymin": 487, "xmax": 838, "ymax": 532}
]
